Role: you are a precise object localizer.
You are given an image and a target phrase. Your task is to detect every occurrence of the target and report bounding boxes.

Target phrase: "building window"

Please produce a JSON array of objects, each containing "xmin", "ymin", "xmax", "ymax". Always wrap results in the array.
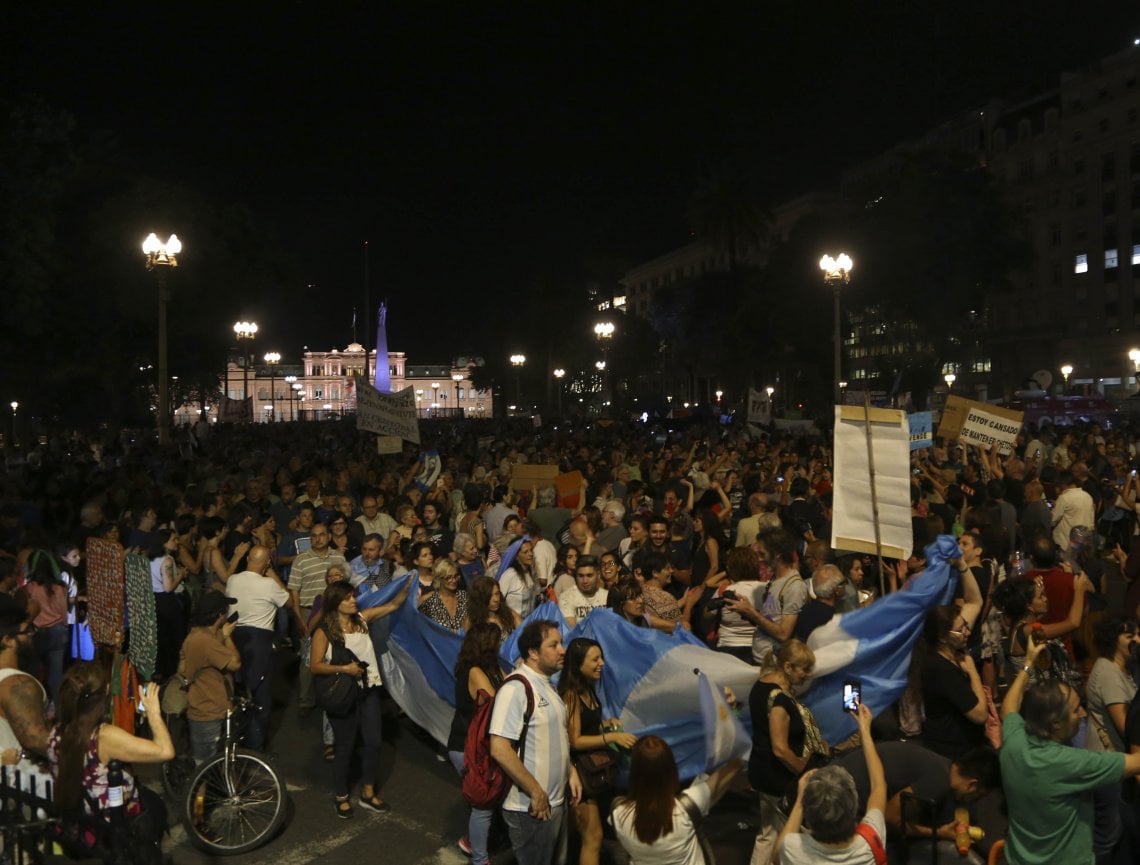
[
  {"xmin": 311, "ymin": 365, "xmax": 322, "ymax": 376},
  {"xmin": 1019, "ymin": 158, "xmax": 1033, "ymax": 179},
  {"xmin": 1104, "ymin": 191, "xmax": 1117, "ymax": 215},
  {"xmin": 1074, "ymin": 218, "xmax": 1087, "ymax": 240},
  {"xmin": 1133, "ymin": 243, "xmax": 1140, "ymax": 265},
  {"xmin": 1049, "ymin": 223, "xmax": 1061, "ymax": 246},
  {"xmin": 1074, "ymin": 186, "xmax": 1086, "ymax": 206},
  {"xmin": 1100, "ymin": 118, "xmax": 1110, "ymax": 134},
  {"xmin": 1074, "ymin": 157, "xmax": 1085, "ymax": 175},
  {"xmin": 1051, "ymin": 264, "xmax": 1061, "ymax": 285},
  {"xmin": 313, "ymin": 388, "xmax": 323, "ymax": 399},
  {"xmin": 1102, "ymin": 154, "xmax": 1116, "ymax": 181},
  {"xmin": 971, "ymin": 359, "xmax": 992, "ymax": 373},
  {"xmin": 1075, "ymin": 253, "xmax": 1089, "ymax": 273},
  {"xmin": 1107, "ymin": 248, "xmax": 1120, "ymax": 268},
  {"xmin": 1130, "ymin": 108, "xmax": 1139, "ymax": 125}
]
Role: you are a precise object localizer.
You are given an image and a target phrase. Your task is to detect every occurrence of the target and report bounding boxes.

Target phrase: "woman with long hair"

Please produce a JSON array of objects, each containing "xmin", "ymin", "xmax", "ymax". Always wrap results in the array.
[
  {"xmin": 990, "ymin": 572, "xmax": 1091, "ymax": 696},
  {"xmin": 446, "ymin": 623, "xmax": 506, "ymax": 865},
  {"xmin": 48, "ymin": 662, "xmax": 173, "ymax": 860},
  {"xmin": 419, "ymin": 559, "xmax": 468, "ymax": 633},
  {"xmin": 611, "ymin": 736, "xmax": 740, "ymax": 865},
  {"xmin": 198, "ymin": 516, "xmax": 248, "ymax": 592},
  {"xmin": 149, "ymin": 529, "xmax": 187, "ymax": 681},
  {"xmin": 328, "ymin": 513, "xmax": 359, "ymax": 561},
  {"xmin": 403, "ymin": 541, "xmax": 436, "ymax": 600},
  {"xmin": 559, "ymin": 638, "xmax": 638, "ymax": 865},
  {"xmin": 466, "ymin": 576, "xmax": 521, "ymax": 640},
  {"xmin": 607, "ymin": 579, "xmax": 655, "ymax": 630},
  {"xmin": 310, "ymin": 579, "xmax": 407, "ymax": 818},
  {"xmin": 18, "ymin": 548, "xmax": 70, "ymax": 705},
  {"xmin": 552, "ymin": 544, "xmax": 580, "ymax": 598},
  {"xmin": 747, "ymin": 639, "xmax": 828, "ymax": 864}
]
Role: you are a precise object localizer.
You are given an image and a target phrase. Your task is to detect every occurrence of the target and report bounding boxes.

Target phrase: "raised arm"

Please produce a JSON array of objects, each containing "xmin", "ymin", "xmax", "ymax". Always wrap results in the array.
[{"xmin": 1001, "ymin": 631, "xmax": 1045, "ymax": 718}]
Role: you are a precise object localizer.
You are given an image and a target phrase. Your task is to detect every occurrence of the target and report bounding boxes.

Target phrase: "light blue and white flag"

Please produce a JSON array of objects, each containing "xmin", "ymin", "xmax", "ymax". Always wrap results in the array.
[
  {"xmin": 696, "ymin": 669, "xmax": 751, "ymax": 773},
  {"xmin": 801, "ymin": 535, "xmax": 959, "ymax": 744},
  {"xmin": 908, "ymin": 411, "xmax": 933, "ymax": 451}
]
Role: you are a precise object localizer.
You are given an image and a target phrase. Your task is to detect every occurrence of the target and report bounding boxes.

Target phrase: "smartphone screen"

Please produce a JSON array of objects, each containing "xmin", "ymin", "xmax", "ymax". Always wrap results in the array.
[
  {"xmin": 842, "ymin": 680, "xmax": 861, "ymax": 713},
  {"xmin": 137, "ymin": 685, "xmax": 147, "ymax": 714}
]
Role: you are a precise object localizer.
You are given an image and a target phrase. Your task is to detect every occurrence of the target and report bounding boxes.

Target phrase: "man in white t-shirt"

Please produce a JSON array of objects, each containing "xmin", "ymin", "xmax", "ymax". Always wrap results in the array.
[
  {"xmin": 228, "ymin": 546, "xmax": 290, "ymax": 750},
  {"xmin": 776, "ymin": 703, "xmax": 887, "ymax": 864},
  {"xmin": 489, "ymin": 620, "xmax": 581, "ymax": 865},
  {"xmin": 557, "ymin": 557, "xmax": 608, "ymax": 628}
]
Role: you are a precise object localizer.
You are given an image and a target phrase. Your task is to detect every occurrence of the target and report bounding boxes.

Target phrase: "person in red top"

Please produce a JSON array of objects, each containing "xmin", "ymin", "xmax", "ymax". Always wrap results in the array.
[{"xmin": 1023, "ymin": 535, "xmax": 1080, "ymax": 662}]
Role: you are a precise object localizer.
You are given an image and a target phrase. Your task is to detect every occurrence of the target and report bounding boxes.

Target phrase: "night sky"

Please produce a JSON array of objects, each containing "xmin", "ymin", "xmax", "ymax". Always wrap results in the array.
[{"xmin": 4, "ymin": 2, "xmax": 1138, "ymax": 362}]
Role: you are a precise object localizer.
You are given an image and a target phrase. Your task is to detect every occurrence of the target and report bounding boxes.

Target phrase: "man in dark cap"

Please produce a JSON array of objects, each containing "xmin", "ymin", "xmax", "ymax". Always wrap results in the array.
[{"xmin": 179, "ymin": 590, "xmax": 241, "ymax": 762}]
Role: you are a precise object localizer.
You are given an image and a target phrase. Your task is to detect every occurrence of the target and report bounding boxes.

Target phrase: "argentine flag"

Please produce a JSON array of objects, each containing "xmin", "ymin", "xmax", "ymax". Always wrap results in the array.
[{"xmin": 801, "ymin": 534, "xmax": 958, "ymax": 744}]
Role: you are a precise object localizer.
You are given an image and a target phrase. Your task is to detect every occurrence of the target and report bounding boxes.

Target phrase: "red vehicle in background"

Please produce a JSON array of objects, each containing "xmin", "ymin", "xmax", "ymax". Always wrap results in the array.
[{"xmin": 1001, "ymin": 393, "xmax": 1119, "ymax": 428}]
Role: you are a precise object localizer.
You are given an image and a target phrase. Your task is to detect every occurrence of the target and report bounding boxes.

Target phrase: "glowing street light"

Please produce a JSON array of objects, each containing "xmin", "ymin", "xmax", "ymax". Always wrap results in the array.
[
  {"xmin": 233, "ymin": 321, "xmax": 259, "ymax": 417},
  {"xmin": 142, "ymin": 232, "xmax": 181, "ymax": 445},
  {"xmin": 1060, "ymin": 364, "xmax": 1073, "ymax": 392},
  {"xmin": 263, "ymin": 352, "xmax": 281, "ymax": 421},
  {"xmin": 553, "ymin": 368, "xmax": 565, "ymax": 416},
  {"xmin": 510, "ymin": 354, "xmax": 526, "ymax": 405},
  {"xmin": 820, "ymin": 252, "xmax": 853, "ymax": 405},
  {"xmin": 944, "ymin": 373, "xmax": 957, "ymax": 391},
  {"xmin": 452, "ymin": 372, "xmax": 464, "ymax": 416}
]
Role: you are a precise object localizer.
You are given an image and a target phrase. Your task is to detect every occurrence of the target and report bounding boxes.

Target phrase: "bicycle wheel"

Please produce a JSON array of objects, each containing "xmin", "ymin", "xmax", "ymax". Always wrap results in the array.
[
  {"xmin": 161, "ymin": 710, "xmax": 195, "ymax": 801},
  {"xmin": 182, "ymin": 748, "xmax": 287, "ymax": 855}
]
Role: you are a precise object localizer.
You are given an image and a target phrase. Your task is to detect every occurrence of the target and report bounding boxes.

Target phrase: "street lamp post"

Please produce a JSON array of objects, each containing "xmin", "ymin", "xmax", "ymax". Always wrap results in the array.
[
  {"xmin": 819, "ymin": 253, "xmax": 853, "ymax": 405},
  {"xmin": 284, "ymin": 375, "xmax": 297, "ymax": 420},
  {"xmin": 510, "ymin": 354, "xmax": 526, "ymax": 407},
  {"xmin": 264, "ymin": 352, "xmax": 280, "ymax": 421},
  {"xmin": 1060, "ymin": 364, "xmax": 1073, "ymax": 393},
  {"xmin": 233, "ymin": 321, "xmax": 258, "ymax": 419},
  {"xmin": 8, "ymin": 401, "xmax": 16, "ymax": 450},
  {"xmin": 944, "ymin": 373, "xmax": 956, "ymax": 393},
  {"xmin": 1130, "ymin": 349, "xmax": 1140, "ymax": 390},
  {"xmin": 452, "ymin": 373, "xmax": 464, "ymax": 417},
  {"xmin": 553, "ymin": 368, "xmax": 565, "ymax": 416},
  {"xmin": 431, "ymin": 382, "xmax": 440, "ymax": 417},
  {"xmin": 594, "ymin": 322, "xmax": 614, "ymax": 409},
  {"xmin": 142, "ymin": 232, "xmax": 181, "ymax": 445}
]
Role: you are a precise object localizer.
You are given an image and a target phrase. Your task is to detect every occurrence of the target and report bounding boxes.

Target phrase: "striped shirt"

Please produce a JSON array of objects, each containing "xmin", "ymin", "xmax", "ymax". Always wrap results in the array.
[
  {"xmin": 287, "ymin": 549, "xmax": 348, "ymax": 607},
  {"xmin": 489, "ymin": 663, "xmax": 569, "ymax": 812}
]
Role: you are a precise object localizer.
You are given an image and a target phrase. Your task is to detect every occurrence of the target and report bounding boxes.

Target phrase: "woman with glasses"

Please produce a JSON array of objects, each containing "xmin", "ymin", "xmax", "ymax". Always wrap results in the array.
[{"xmin": 902, "ymin": 561, "xmax": 986, "ymax": 759}]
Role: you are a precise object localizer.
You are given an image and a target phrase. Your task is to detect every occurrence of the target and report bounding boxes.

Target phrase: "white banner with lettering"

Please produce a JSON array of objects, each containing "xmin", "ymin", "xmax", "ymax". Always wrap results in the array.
[
  {"xmin": 958, "ymin": 405, "xmax": 1022, "ymax": 453},
  {"xmin": 747, "ymin": 388, "xmax": 771, "ymax": 425},
  {"xmin": 355, "ymin": 379, "xmax": 420, "ymax": 444}
]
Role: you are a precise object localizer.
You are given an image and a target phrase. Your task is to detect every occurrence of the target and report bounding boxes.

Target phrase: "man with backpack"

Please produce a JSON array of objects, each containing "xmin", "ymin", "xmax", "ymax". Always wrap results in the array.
[{"xmin": 488, "ymin": 620, "xmax": 582, "ymax": 865}]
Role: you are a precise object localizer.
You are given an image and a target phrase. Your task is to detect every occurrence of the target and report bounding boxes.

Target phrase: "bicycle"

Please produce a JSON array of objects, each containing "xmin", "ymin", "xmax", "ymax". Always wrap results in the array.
[{"xmin": 179, "ymin": 695, "xmax": 288, "ymax": 855}]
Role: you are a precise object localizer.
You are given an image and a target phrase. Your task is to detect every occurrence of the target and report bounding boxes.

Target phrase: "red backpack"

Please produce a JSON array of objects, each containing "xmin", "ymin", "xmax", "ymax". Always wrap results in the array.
[{"xmin": 461, "ymin": 674, "xmax": 535, "ymax": 809}]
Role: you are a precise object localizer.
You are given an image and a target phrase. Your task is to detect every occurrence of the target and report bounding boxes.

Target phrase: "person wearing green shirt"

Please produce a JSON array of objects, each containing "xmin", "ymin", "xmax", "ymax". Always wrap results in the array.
[{"xmin": 999, "ymin": 631, "xmax": 1140, "ymax": 865}]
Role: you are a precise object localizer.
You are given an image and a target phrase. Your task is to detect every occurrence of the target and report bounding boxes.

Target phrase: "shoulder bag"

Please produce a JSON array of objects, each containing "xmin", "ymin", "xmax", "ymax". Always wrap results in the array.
[{"xmin": 313, "ymin": 626, "xmax": 363, "ymax": 717}]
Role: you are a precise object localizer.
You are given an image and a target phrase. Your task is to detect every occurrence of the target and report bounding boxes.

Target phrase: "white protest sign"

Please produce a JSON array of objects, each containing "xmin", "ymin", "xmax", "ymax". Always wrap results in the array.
[
  {"xmin": 376, "ymin": 436, "xmax": 404, "ymax": 455},
  {"xmin": 354, "ymin": 378, "xmax": 420, "ymax": 444},
  {"xmin": 958, "ymin": 405, "xmax": 1024, "ymax": 453},
  {"xmin": 747, "ymin": 388, "xmax": 771, "ymax": 425},
  {"xmin": 831, "ymin": 405, "xmax": 913, "ymax": 560}
]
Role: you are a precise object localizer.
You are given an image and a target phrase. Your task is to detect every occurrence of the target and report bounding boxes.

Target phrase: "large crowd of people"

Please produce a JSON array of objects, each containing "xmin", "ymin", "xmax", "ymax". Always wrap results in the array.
[{"xmin": 1, "ymin": 414, "xmax": 1140, "ymax": 864}]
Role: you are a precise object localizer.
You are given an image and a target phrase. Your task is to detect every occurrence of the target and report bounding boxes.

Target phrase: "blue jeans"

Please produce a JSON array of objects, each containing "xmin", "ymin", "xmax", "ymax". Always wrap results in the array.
[
  {"xmin": 504, "ymin": 804, "xmax": 567, "ymax": 865},
  {"xmin": 188, "ymin": 718, "xmax": 223, "ymax": 763},
  {"xmin": 33, "ymin": 625, "xmax": 68, "ymax": 706},
  {"xmin": 449, "ymin": 750, "xmax": 493, "ymax": 865}
]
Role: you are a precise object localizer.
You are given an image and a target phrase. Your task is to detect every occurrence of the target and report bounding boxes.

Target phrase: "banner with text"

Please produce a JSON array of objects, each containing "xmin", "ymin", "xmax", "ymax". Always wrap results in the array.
[
  {"xmin": 747, "ymin": 388, "xmax": 771, "ymax": 425},
  {"xmin": 936, "ymin": 394, "xmax": 1024, "ymax": 454},
  {"xmin": 907, "ymin": 411, "xmax": 933, "ymax": 451},
  {"xmin": 354, "ymin": 379, "xmax": 420, "ymax": 444}
]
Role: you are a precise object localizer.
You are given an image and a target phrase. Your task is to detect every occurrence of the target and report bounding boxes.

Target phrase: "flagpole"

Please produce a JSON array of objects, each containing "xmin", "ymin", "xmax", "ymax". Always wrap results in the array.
[
  {"xmin": 862, "ymin": 391, "xmax": 887, "ymax": 597},
  {"xmin": 363, "ymin": 240, "xmax": 371, "ymax": 382}
]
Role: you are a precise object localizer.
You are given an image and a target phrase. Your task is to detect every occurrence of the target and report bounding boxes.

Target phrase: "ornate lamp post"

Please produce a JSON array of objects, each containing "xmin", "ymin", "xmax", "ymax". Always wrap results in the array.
[
  {"xmin": 510, "ymin": 354, "xmax": 526, "ymax": 406},
  {"xmin": 944, "ymin": 372, "xmax": 956, "ymax": 392},
  {"xmin": 452, "ymin": 373, "xmax": 464, "ymax": 417},
  {"xmin": 1060, "ymin": 364, "xmax": 1073, "ymax": 393},
  {"xmin": 553, "ymin": 368, "xmax": 565, "ymax": 416},
  {"xmin": 8, "ymin": 401, "xmax": 16, "ymax": 450},
  {"xmin": 819, "ymin": 253, "xmax": 853, "ymax": 405},
  {"xmin": 263, "ymin": 352, "xmax": 280, "ymax": 421},
  {"xmin": 233, "ymin": 321, "xmax": 258, "ymax": 418},
  {"xmin": 142, "ymin": 232, "xmax": 181, "ymax": 445},
  {"xmin": 284, "ymin": 375, "xmax": 297, "ymax": 420}
]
